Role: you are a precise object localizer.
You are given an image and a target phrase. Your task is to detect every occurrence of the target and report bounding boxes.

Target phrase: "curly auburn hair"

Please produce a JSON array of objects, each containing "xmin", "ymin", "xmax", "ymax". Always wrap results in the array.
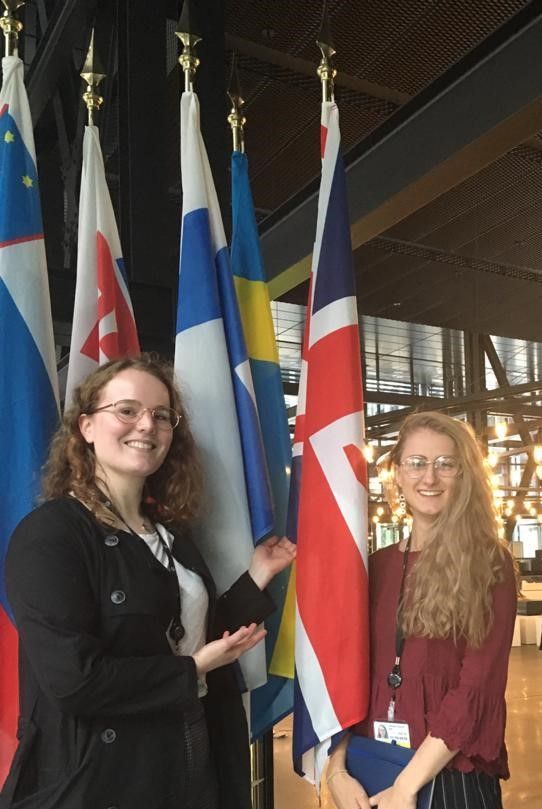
[
  {"xmin": 385, "ymin": 411, "xmax": 513, "ymax": 648},
  {"xmin": 42, "ymin": 355, "xmax": 203, "ymax": 526}
]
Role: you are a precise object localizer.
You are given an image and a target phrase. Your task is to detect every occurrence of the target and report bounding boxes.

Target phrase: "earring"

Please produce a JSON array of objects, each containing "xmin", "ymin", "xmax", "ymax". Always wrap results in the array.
[{"xmin": 398, "ymin": 492, "xmax": 407, "ymax": 517}]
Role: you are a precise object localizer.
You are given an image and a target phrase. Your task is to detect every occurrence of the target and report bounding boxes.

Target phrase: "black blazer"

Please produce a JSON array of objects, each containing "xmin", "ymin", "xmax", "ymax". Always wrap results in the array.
[{"xmin": 1, "ymin": 497, "xmax": 274, "ymax": 809}]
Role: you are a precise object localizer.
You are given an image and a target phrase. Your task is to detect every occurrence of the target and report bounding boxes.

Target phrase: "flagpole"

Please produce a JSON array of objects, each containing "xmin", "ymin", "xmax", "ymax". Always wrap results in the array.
[
  {"xmin": 226, "ymin": 42, "xmax": 270, "ymax": 809},
  {"xmin": 66, "ymin": 29, "xmax": 139, "ymax": 403},
  {"xmin": 0, "ymin": 0, "xmax": 24, "ymax": 58},
  {"xmin": 175, "ymin": 0, "xmax": 201, "ymax": 92},
  {"xmin": 80, "ymin": 30, "xmax": 106, "ymax": 127},
  {"xmin": 291, "ymin": 1, "xmax": 370, "ymax": 787},
  {"xmin": 227, "ymin": 52, "xmax": 245, "ymax": 153},
  {"xmin": 316, "ymin": 1, "xmax": 337, "ymax": 103}
]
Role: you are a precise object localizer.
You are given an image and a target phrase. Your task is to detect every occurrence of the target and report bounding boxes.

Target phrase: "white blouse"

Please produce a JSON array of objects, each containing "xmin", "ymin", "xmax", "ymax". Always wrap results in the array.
[{"xmin": 140, "ymin": 524, "xmax": 209, "ymax": 698}]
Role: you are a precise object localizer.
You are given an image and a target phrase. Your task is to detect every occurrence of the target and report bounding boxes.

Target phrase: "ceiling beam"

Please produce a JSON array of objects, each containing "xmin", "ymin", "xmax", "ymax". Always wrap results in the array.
[
  {"xmin": 364, "ymin": 379, "xmax": 542, "ymax": 427},
  {"xmin": 26, "ymin": 0, "xmax": 100, "ymax": 125},
  {"xmin": 224, "ymin": 33, "xmax": 410, "ymax": 108},
  {"xmin": 261, "ymin": 3, "xmax": 542, "ymax": 299},
  {"xmin": 480, "ymin": 334, "xmax": 534, "ymax": 446}
]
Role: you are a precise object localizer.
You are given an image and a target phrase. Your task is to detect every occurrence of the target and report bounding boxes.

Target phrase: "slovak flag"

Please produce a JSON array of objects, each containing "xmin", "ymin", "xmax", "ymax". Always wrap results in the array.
[
  {"xmin": 65, "ymin": 125, "xmax": 139, "ymax": 405},
  {"xmin": 291, "ymin": 100, "xmax": 370, "ymax": 783},
  {"xmin": 174, "ymin": 91, "xmax": 272, "ymax": 690},
  {"xmin": 0, "ymin": 55, "xmax": 60, "ymax": 785}
]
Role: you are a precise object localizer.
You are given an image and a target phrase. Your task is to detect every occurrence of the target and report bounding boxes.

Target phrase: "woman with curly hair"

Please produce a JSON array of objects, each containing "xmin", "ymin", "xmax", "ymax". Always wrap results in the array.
[
  {"xmin": 327, "ymin": 412, "xmax": 517, "ymax": 809},
  {"xmin": 1, "ymin": 355, "xmax": 295, "ymax": 809}
]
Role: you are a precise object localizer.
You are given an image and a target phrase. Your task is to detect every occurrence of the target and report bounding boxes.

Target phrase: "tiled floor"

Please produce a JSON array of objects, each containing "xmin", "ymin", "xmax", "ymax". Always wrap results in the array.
[{"xmin": 273, "ymin": 645, "xmax": 542, "ymax": 808}]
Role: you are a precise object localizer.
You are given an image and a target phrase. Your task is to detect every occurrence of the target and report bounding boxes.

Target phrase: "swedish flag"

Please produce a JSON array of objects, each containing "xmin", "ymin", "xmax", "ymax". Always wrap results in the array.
[{"xmin": 231, "ymin": 151, "xmax": 295, "ymax": 738}]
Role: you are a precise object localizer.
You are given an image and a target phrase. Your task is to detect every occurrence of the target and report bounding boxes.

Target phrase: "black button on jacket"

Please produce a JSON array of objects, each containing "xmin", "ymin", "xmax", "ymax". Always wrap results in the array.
[{"xmin": 1, "ymin": 497, "xmax": 275, "ymax": 809}]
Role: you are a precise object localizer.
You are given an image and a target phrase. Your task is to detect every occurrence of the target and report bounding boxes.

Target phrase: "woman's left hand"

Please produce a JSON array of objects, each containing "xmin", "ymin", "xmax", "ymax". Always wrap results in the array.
[
  {"xmin": 368, "ymin": 783, "xmax": 416, "ymax": 809},
  {"xmin": 248, "ymin": 535, "xmax": 296, "ymax": 589}
]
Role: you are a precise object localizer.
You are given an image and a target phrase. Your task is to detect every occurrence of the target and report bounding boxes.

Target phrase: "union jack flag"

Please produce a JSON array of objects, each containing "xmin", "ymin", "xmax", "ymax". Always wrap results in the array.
[{"xmin": 292, "ymin": 100, "xmax": 370, "ymax": 783}]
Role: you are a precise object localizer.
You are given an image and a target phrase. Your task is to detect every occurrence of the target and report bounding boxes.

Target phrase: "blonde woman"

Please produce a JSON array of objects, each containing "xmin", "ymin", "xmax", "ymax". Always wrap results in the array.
[{"xmin": 327, "ymin": 412, "xmax": 516, "ymax": 809}]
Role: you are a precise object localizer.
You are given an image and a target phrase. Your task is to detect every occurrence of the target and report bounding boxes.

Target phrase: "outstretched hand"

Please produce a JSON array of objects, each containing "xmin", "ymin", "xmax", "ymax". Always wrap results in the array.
[
  {"xmin": 248, "ymin": 535, "xmax": 297, "ymax": 590},
  {"xmin": 193, "ymin": 623, "xmax": 266, "ymax": 675}
]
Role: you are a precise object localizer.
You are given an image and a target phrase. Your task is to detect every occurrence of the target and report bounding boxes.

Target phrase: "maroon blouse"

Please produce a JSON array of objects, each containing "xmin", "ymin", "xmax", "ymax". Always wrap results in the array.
[{"xmin": 354, "ymin": 543, "xmax": 517, "ymax": 777}]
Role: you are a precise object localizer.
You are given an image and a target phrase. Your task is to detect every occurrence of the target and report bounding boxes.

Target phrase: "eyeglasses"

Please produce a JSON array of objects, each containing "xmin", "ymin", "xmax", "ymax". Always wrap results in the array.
[
  {"xmin": 399, "ymin": 455, "xmax": 460, "ymax": 478},
  {"xmin": 88, "ymin": 399, "xmax": 181, "ymax": 430}
]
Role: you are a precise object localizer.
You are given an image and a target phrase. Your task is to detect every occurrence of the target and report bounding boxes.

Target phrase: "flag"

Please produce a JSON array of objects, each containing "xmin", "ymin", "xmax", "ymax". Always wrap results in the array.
[
  {"xmin": 175, "ymin": 91, "xmax": 273, "ymax": 690},
  {"xmin": 0, "ymin": 55, "xmax": 60, "ymax": 785},
  {"xmin": 292, "ymin": 100, "xmax": 370, "ymax": 783},
  {"xmin": 65, "ymin": 125, "xmax": 139, "ymax": 405},
  {"xmin": 230, "ymin": 150, "xmax": 294, "ymax": 738}
]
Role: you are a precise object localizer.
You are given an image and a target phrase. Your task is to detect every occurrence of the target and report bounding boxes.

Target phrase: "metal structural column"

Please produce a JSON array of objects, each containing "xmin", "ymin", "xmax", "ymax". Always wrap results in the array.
[
  {"xmin": 194, "ymin": 0, "xmax": 229, "ymax": 231},
  {"xmin": 441, "ymin": 330, "xmax": 454, "ymax": 400},
  {"xmin": 117, "ymin": 0, "xmax": 168, "ymax": 284},
  {"xmin": 463, "ymin": 331, "xmax": 487, "ymax": 440},
  {"xmin": 250, "ymin": 731, "xmax": 274, "ymax": 809}
]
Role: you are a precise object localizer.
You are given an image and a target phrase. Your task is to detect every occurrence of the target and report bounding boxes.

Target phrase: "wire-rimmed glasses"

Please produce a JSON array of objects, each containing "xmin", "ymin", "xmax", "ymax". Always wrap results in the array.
[
  {"xmin": 399, "ymin": 455, "xmax": 460, "ymax": 478},
  {"xmin": 88, "ymin": 399, "xmax": 181, "ymax": 430}
]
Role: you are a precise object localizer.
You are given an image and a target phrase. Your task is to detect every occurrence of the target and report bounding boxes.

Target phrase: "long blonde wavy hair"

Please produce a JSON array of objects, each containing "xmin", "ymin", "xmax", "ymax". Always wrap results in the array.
[{"xmin": 386, "ymin": 411, "xmax": 511, "ymax": 647}]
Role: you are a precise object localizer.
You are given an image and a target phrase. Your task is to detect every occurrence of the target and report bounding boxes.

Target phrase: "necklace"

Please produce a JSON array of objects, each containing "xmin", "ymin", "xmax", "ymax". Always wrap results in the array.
[
  {"xmin": 101, "ymin": 496, "xmax": 151, "ymax": 535},
  {"xmin": 101, "ymin": 496, "xmax": 186, "ymax": 648}
]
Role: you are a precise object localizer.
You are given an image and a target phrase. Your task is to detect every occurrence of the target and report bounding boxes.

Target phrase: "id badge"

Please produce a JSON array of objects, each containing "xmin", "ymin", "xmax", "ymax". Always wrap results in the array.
[{"xmin": 373, "ymin": 720, "xmax": 411, "ymax": 748}]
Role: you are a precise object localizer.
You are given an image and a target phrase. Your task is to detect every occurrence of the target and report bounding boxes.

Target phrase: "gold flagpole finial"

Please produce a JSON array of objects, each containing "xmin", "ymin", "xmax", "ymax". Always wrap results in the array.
[
  {"xmin": 175, "ymin": 0, "xmax": 202, "ymax": 93},
  {"xmin": 80, "ymin": 30, "xmax": 106, "ymax": 126},
  {"xmin": 227, "ymin": 52, "xmax": 245, "ymax": 153},
  {"xmin": 1, "ymin": 1, "xmax": 25, "ymax": 58},
  {"xmin": 316, "ymin": 1, "xmax": 336, "ymax": 103}
]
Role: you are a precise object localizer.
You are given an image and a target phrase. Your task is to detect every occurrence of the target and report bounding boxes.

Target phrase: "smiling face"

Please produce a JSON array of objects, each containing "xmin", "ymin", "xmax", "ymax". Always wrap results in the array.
[
  {"xmin": 394, "ymin": 427, "xmax": 459, "ymax": 526},
  {"xmin": 78, "ymin": 369, "xmax": 174, "ymax": 488}
]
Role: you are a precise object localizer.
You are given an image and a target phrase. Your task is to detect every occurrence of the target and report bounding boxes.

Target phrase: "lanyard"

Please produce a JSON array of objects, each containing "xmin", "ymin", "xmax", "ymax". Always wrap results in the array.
[
  {"xmin": 102, "ymin": 498, "xmax": 185, "ymax": 644},
  {"xmin": 386, "ymin": 535, "xmax": 412, "ymax": 719}
]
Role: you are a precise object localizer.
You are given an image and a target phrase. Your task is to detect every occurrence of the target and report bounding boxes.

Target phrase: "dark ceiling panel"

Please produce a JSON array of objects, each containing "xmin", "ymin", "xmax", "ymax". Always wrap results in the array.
[
  {"xmin": 13, "ymin": 0, "xmax": 542, "ymax": 353},
  {"xmin": 386, "ymin": 150, "xmax": 537, "ymax": 242},
  {"xmin": 339, "ymin": 0, "xmax": 530, "ymax": 95}
]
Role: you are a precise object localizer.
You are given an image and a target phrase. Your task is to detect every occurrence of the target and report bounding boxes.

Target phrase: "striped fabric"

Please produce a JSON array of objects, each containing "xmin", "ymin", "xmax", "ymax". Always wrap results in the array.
[
  {"xmin": 0, "ymin": 55, "xmax": 59, "ymax": 785},
  {"xmin": 432, "ymin": 770, "xmax": 502, "ymax": 809},
  {"xmin": 65, "ymin": 125, "xmax": 139, "ymax": 405},
  {"xmin": 291, "ymin": 100, "xmax": 370, "ymax": 784}
]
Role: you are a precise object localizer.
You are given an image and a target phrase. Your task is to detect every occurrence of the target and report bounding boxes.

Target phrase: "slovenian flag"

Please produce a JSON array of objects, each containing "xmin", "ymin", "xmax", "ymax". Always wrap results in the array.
[
  {"xmin": 231, "ymin": 150, "xmax": 295, "ymax": 738},
  {"xmin": 292, "ymin": 100, "xmax": 370, "ymax": 783},
  {"xmin": 175, "ymin": 91, "xmax": 272, "ymax": 689},
  {"xmin": 65, "ymin": 124, "xmax": 139, "ymax": 405},
  {"xmin": 0, "ymin": 55, "xmax": 59, "ymax": 785}
]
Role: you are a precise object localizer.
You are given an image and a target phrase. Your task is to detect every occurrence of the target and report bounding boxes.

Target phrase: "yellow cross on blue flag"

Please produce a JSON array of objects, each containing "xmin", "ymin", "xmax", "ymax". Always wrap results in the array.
[{"xmin": 231, "ymin": 150, "xmax": 295, "ymax": 739}]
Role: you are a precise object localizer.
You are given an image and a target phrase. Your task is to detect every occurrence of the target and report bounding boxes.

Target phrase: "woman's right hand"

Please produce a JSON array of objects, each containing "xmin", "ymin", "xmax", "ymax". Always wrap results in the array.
[
  {"xmin": 327, "ymin": 771, "xmax": 371, "ymax": 809},
  {"xmin": 193, "ymin": 623, "xmax": 266, "ymax": 675}
]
